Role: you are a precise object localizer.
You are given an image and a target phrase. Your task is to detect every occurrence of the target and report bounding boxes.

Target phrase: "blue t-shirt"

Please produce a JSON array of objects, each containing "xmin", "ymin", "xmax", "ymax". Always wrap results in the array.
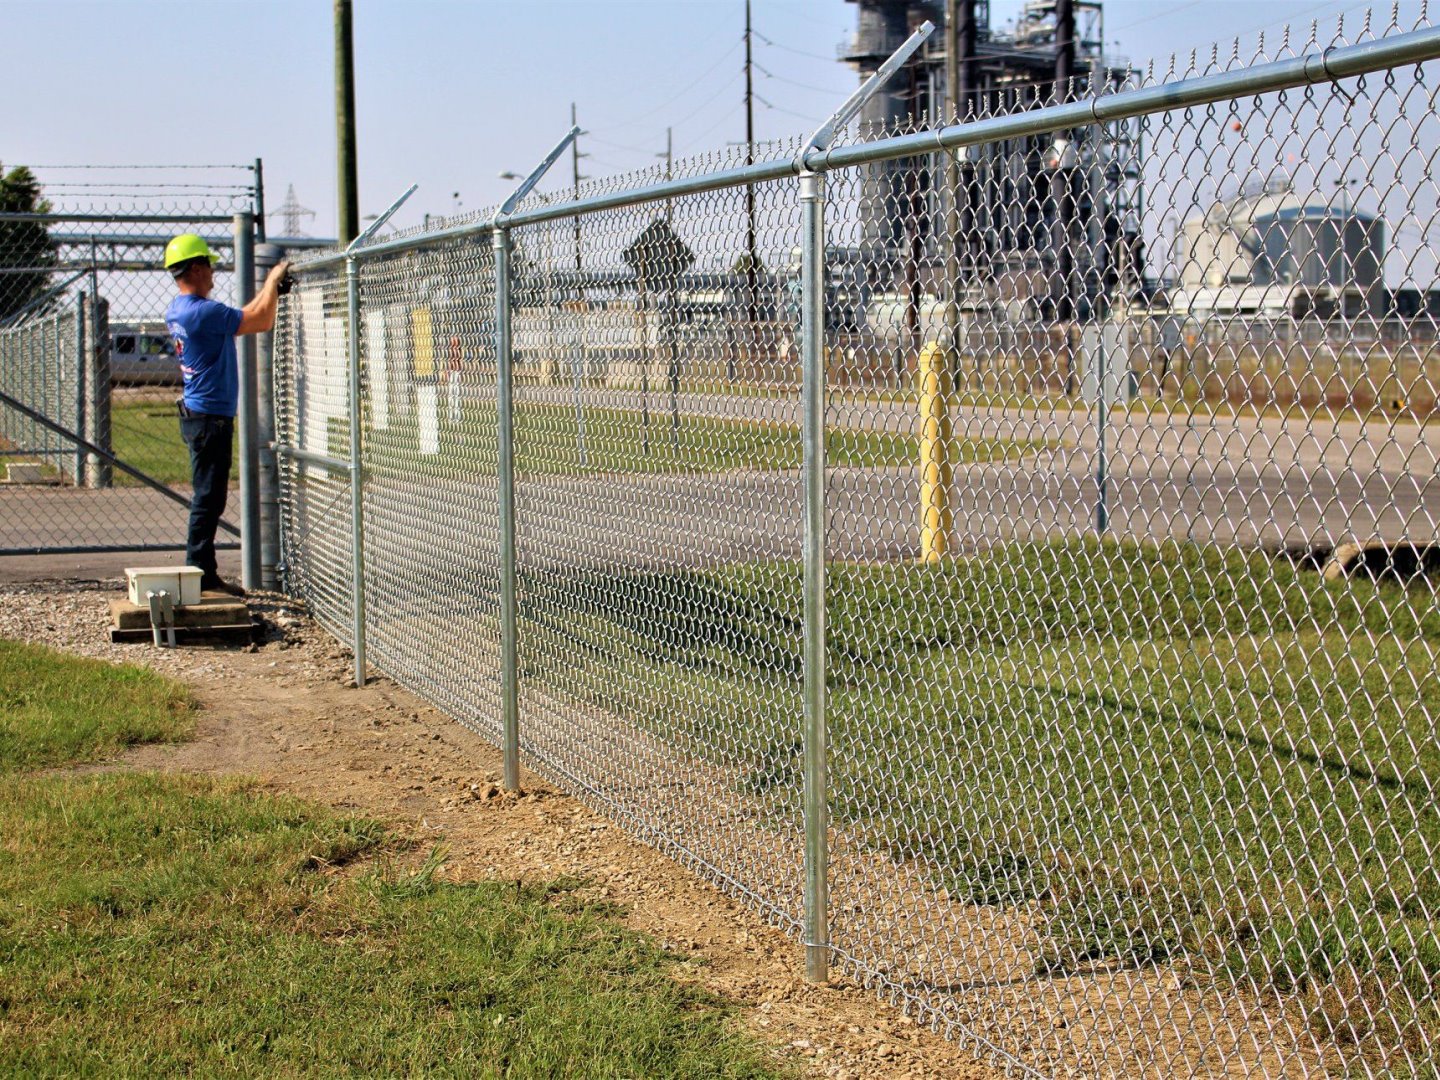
[{"xmin": 166, "ymin": 294, "xmax": 244, "ymax": 417}]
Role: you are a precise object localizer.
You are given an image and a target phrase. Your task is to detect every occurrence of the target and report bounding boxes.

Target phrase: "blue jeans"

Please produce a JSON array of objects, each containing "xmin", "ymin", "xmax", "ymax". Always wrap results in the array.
[{"xmin": 180, "ymin": 413, "xmax": 233, "ymax": 584}]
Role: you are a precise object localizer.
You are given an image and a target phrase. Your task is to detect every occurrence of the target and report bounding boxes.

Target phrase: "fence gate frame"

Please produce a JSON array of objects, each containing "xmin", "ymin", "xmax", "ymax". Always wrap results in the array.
[{"xmin": 0, "ymin": 209, "xmax": 268, "ymax": 568}]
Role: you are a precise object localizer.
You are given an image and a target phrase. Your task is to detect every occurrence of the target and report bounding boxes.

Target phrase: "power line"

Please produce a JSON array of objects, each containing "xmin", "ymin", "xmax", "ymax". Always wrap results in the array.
[
  {"xmin": 582, "ymin": 9, "xmax": 850, "ymax": 170},
  {"xmin": 750, "ymin": 1, "xmax": 850, "ymax": 35},
  {"xmin": 26, "ymin": 163, "xmax": 251, "ymax": 171},
  {"xmin": 668, "ymin": 70, "xmax": 745, "ymax": 130},
  {"xmin": 584, "ymin": 155, "xmax": 631, "ymax": 172},
  {"xmin": 587, "ymin": 134, "xmax": 664, "ymax": 156},
  {"xmin": 598, "ymin": 37, "xmax": 744, "ymax": 130},
  {"xmin": 759, "ymin": 99, "xmax": 823, "ymax": 122},
  {"xmin": 759, "ymin": 68, "xmax": 845, "ymax": 95},
  {"xmin": 1224, "ymin": 0, "xmax": 1374, "ymax": 44},
  {"xmin": 1109, "ymin": 0, "xmax": 1208, "ymax": 33},
  {"xmin": 752, "ymin": 28, "xmax": 836, "ymax": 64},
  {"xmin": 676, "ymin": 107, "xmax": 744, "ymax": 154}
]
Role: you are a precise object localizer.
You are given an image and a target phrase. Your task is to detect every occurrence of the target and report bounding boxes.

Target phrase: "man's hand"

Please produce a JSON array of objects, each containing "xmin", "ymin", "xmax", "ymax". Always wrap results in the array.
[
  {"xmin": 266, "ymin": 260, "xmax": 294, "ymax": 295},
  {"xmin": 239, "ymin": 260, "xmax": 296, "ymax": 336}
]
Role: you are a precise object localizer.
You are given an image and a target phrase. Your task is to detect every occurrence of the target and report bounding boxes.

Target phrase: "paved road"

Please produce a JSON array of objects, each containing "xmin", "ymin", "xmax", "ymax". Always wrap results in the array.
[
  {"xmin": 517, "ymin": 383, "xmax": 1436, "ymax": 476},
  {"xmin": 6, "ymin": 388, "xmax": 1435, "ymax": 582},
  {"xmin": 496, "ymin": 385, "xmax": 1438, "ymax": 569},
  {"xmin": 345, "ymin": 447, "xmax": 1433, "ymax": 582},
  {"xmin": 0, "ymin": 483, "xmax": 239, "ymax": 580}
]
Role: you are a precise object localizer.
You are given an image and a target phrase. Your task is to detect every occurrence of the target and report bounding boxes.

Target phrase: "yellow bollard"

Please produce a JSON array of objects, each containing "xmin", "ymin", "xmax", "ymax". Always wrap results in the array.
[{"xmin": 917, "ymin": 341, "xmax": 953, "ymax": 562}]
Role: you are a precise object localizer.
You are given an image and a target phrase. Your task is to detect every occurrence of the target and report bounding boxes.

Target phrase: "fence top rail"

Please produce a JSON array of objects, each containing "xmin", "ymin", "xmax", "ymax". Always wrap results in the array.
[
  {"xmin": 0, "ymin": 212, "xmax": 241, "ymax": 224},
  {"xmin": 292, "ymin": 21, "xmax": 1440, "ymax": 276}
]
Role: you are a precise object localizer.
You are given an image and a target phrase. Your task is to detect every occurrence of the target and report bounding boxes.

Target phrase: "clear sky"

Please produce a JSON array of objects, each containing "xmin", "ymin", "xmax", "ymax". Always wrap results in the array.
[{"xmin": 0, "ymin": 0, "xmax": 1422, "ymax": 236}]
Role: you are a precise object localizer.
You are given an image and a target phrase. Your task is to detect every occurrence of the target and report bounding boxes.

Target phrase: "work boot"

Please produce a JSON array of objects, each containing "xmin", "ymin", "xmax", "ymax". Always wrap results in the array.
[{"xmin": 201, "ymin": 577, "xmax": 247, "ymax": 599}]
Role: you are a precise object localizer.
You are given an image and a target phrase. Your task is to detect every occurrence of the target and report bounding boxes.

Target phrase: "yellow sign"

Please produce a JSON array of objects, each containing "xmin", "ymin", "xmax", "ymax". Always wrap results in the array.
[{"xmin": 411, "ymin": 306, "xmax": 435, "ymax": 379}]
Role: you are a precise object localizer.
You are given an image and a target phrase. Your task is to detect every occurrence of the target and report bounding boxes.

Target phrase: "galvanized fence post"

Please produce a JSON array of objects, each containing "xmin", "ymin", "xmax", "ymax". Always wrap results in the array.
[
  {"xmin": 799, "ymin": 167, "xmax": 830, "ymax": 985},
  {"xmin": 43, "ymin": 311, "xmax": 52, "ymax": 466},
  {"xmin": 1094, "ymin": 323, "xmax": 1109, "ymax": 535},
  {"xmin": 336, "ymin": 185, "xmax": 417, "ymax": 688},
  {"xmin": 234, "ymin": 213, "xmax": 261, "ymax": 588},
  {"xmin": 489, "ymin": 131, "xmax": 579, "ymax": 792},
  {"xmin": 794, "ymin": 19, "xmax": 935, "ymax": 987},
  {"xmin": 87, "ymin": 295, "xmax": 110, "ymax": 489},
  {"xmin": 345, "ymin": 255, "xmax": 368, "ymax": 687},
  {"xmin": 52, "ymin": 310, "xmax": 63, "ymax": 468},
  {"xmin": 74, "ymin": 292, "xmax": 87, "ymax": 486},
  {"xmin": 494, "ymin": 225, "xmax": 520, "ymax": 793},
  {"xmin": 254, "ymin": 243, "xmax": 284, "ymax": 591}
]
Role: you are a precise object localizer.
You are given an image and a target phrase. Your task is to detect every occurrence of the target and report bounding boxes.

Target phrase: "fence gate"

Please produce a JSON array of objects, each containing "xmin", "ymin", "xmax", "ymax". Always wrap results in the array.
[{"xmin": 0, "ymin": 166, "xmax": 258, "ymax": 558}]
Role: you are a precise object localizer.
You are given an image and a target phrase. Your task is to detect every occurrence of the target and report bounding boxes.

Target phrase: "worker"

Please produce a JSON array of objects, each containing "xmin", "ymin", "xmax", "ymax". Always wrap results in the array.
[{"xmin": 163, "ymin": 234, "xmax": 290, "ymax": 597}]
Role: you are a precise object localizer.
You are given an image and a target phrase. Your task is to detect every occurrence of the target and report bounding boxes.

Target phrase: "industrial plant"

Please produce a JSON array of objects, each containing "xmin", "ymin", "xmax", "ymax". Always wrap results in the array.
[{"xmin": 841, "ymin": 0, "xmax": 1144, "ymax": 325}]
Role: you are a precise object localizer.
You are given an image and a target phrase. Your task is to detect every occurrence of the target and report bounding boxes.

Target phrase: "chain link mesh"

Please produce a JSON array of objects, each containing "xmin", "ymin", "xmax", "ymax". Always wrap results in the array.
[
  {"xmin": 508, "ymin": 173, "xmax": 810, "ymax": 925},
  {"xmin": 276, "ymin": 11, "xmax": 1439, "ymax": 1076},
  {"xmin": 274, "ymin": 264, "xmax": 354, "ymax": 644}
]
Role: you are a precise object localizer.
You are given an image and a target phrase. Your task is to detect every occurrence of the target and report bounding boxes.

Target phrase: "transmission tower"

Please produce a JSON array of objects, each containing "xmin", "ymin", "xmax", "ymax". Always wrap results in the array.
[{"xmin": 273, "ymin": 184, "xmax": 316, "ymax": 237}]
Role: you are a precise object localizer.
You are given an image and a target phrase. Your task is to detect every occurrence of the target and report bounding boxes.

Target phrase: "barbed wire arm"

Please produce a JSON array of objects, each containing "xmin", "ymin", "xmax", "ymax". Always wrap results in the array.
[
  {"xmin": 347, "ymin": 184, "xmax": 419, "ymax": 254},
  {"xmin": 494, "ymin": 126, "xmax": 581, "ymax": 227},
  {"xmin": 798, "ymin": 20, "xmax": 934, "ymax": 171}
]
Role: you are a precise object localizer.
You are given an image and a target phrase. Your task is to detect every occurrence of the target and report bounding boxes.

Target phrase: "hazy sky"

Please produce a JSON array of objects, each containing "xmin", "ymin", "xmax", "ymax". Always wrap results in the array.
[{"xmin": 0, "ymin": 0, "xmax": 1422, "ymax": 235}]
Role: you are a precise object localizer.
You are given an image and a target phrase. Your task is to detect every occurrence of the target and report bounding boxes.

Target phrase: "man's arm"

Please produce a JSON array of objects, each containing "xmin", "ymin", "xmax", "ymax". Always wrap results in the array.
[{"xmin": 237, "ymin": 260, "xmax": 293, "ymax": 336}]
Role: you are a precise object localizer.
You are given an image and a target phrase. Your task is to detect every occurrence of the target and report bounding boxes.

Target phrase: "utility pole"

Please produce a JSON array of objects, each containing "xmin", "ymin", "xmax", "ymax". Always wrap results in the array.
[
  {"xmin": 744, "ymin": 0, "xmax": 755, "ymax": 180},
  {"xmin": 1053, "ymin": 0, "xmax": 1076, "ymax": 323},
  {"xmin": 657, "ymin": 126, "xmax": 674, "ymax": 222},
  {"xmin": 571, "ymin": 102, "xmax": 585, "ymax": 281},
  {"xmin": 334, "ymin": 0, "xmax": 359, "ymax": 245},
  {"xmin": 944, "ymin": 0, "xmax": 961, "ymax": 349},
  {"xmin": 253, "ymin": 157, "xmax": 267, "ymax": 243},
  {"xmin": 743, "ymin": 0, "xmax": 759, "ymax": 375},
  {"xmin": 944, "ymin": 0, "xmax": 976, "ymax": 353}
]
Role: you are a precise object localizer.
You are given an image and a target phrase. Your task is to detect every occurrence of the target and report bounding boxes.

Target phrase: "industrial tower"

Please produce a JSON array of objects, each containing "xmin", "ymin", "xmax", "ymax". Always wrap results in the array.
[{"xmin": 842, "ymin": 0, "xmax": 1144, "ymax": 320}]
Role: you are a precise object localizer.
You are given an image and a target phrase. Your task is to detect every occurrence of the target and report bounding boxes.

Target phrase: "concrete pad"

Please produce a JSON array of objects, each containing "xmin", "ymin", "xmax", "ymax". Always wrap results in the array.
[
  {"xmin": 4, "ymin": 463, "xmax": 46, "ymax": 483},
  {"xmin": 109, "ymin": 595, "xmax": 249, "ymax": 631}
]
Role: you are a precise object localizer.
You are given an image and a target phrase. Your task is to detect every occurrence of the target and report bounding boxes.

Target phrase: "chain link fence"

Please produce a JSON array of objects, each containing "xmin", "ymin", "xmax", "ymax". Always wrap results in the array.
[
  {"xmin": 0, "ymin": 165, "xmax": 257, "ymax": 555},
  {"xmin": 277, "ymin": 11, "xmax": 1440, "ymax": 1076},
  {"xmin": 0, "ymin": 296, "xmax": 87, "ymax": 486}
]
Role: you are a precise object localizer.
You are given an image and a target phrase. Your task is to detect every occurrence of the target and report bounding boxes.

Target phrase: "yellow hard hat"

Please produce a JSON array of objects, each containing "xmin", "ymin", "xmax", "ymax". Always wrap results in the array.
[{"xmin": 164, "ymin": 234, "xmax": 220, "ymax": 270}]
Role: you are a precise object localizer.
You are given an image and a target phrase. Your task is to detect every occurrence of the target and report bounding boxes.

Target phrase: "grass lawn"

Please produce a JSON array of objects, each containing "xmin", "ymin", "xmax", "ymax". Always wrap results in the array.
[
  {"xmin": 514, "ymin": 539, "xmax": 1440, "ymax": 1054},
  {"xmin": 0, "ymin": 640, "xmax": 787, "ymax": 1078},
  {"xmin": 357, "ymin": 398, "xmax": 1047, "ymax": 479},
  {"xmin": 114, "ymin": 391, "xmax": 1044, "ymax": 490},
  {"xmin": 0, "ymin": 637, "xmax": 193, "ymax": 770},
  {"xmin": 674, "ymin": 378, "xmax": 1440, "ymax": 426},
  {"xmin": 109, "ymin": 399, "xmax": 236, "ymax": 488}
]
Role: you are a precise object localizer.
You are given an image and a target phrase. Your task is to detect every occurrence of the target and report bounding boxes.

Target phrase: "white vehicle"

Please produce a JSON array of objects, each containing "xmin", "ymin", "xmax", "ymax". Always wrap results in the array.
[{"xmin": 109, "ymin": 321, "xmax": 180, "ymax": 386}]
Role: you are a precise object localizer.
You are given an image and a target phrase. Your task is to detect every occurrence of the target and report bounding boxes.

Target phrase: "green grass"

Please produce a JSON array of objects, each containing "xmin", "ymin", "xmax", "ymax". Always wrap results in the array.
[
  {"xmin": 675, "ymin": 378, "xmax": 1440, "ymax": 426},
  {"xmin": 110, "ymin": 399, "xmax": 237, "ymax": 488},
  {"xmin": 0, "ymin": 641, "xmax": 787, "ymax": 1078},
  {"xmin": 356, "ymin": 398, "xmax": 1046, "ymax": 479},
  {"xmin": 514, "ymin": 540, "xmax": 1440, "ymax": 1056},
  {"xmin": 2, "ymin": 399, "xmax": 233, "ymax": 489},
  {"xmin": 0, "ymin": 637, "xmax": 193, "ymax": 771}
]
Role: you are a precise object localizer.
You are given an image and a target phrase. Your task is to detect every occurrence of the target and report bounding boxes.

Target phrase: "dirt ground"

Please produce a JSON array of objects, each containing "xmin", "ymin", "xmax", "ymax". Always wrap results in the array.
[{"xmin": 0, "ymin": 577, "xmax": 1001, "ymax": 1080}]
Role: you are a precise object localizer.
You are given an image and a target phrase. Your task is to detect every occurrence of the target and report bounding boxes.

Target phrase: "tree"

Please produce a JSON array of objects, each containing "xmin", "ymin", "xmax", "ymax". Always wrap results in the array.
[{"xmin": 0, "ymin": 164, "xmax": 57, "ymax": 321}]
